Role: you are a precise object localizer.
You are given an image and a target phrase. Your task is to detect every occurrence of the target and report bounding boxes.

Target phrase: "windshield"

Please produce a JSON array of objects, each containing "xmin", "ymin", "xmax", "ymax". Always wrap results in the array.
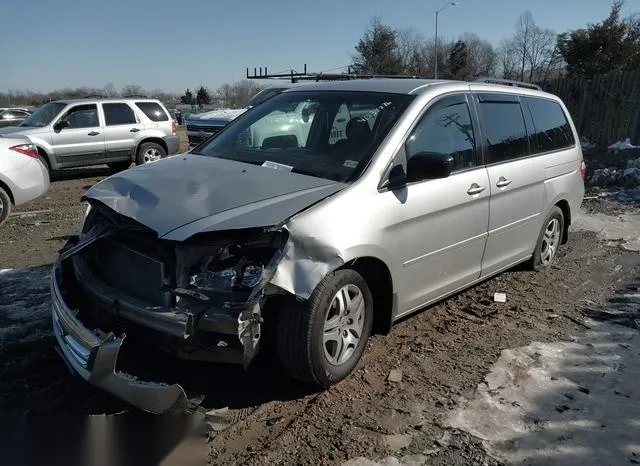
[
  {"xmin": 243, "ymin": 87, "xmax": 286, "ymax": 108},
  {"xmin": 193, "ymin": 90, "xmax": 413, "ymax": 182},
  {"xmin": 19, "ymin": 102, "xmax": 66, "ymax": 127}
]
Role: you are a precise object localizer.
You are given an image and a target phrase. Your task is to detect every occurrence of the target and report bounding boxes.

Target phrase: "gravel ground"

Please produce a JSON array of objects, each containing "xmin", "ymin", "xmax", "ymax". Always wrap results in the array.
[{"xmin": 0, "ymin": 144, "xmax": 639, "ymax": 465}]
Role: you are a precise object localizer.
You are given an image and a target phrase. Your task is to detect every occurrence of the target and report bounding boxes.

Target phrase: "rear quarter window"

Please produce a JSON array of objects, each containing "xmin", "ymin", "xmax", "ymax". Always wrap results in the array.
[
  {"xmin": 135, "ymin": 102, "xmax": 169, "ymax": 122},
  {"xmin": 525, "ymin": 97, "xmax": 575, "ymax": 153}
]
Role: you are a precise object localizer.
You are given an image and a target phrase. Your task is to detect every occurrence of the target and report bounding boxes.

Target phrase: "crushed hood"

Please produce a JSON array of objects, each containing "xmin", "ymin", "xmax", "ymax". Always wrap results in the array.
[
  {"xmin": 188, "ymin": 108, "xmax": 246, "ymax": 123},
  {"xmin": 84, "ymin": 154, "xmax": 346, "ymax": 241}
]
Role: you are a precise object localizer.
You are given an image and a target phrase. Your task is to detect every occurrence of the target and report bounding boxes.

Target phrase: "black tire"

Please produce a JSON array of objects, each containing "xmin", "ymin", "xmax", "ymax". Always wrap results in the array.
[
  {"xmin": 0, "ymin": 187, "xmax": 11, "ymax": 227},
  {"xmin": 107, "ymin": 161, "xmax": 132, "ymax": 172},
  {"xmin": 135, "ymin": 142, "xmax": 166, "ymax": 166},
  {"xmin": 529, "ymin": 206, "xmax": 565, "ymax": 271},
  {"xmin": 277, "ymin": 269, "xmax": 373, "ymax": 387}
]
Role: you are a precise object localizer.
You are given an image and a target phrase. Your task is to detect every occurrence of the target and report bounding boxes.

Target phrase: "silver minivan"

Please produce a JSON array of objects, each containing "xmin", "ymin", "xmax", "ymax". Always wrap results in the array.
[
  {"xmin": 51, "ymin": 79, "xmax": 585, "ymax": 413},
  {"xmin": 0, "ymin": 98, "xmax": 180, "ymax": 172}
]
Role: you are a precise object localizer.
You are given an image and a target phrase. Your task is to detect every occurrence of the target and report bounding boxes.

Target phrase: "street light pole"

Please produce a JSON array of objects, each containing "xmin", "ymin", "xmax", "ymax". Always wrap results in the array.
[{"xmin": 434, "ymin": 2, "xmax": 457, "ymax": 79}]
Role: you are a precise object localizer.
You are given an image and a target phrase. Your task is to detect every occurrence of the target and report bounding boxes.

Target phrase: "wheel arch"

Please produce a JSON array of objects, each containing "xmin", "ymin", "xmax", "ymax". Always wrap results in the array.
[
  {"xmin": 0, "ymin": 178, "xmax": 15, "ymax": 204},
  {"xmin": 36, "ymin": 146, "xmax": 52, "ymax": 171},
  {"xmin": 339, "ymin": 256, "xmax": 395, "ymax": 335},
  {"xmin": 135, "ymin": 137, "xmax": 168, "ymax": 157}
]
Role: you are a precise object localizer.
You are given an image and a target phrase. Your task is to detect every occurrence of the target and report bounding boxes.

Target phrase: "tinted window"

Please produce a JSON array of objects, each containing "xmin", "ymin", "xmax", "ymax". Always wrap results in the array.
[
  {"xmin": 135, "ymin": 102, "xmax": 168, "ymax": 121},
  {"xmin": 103, "ymin": 103, "xmax": 137, "ymax": 125},
  {"xmin": 526, "ymin": 97, "xmax": 574, "ymax": 153},
  {"xmin": 407, "ymin": 97, "xmax": 476, "ymax": 171},
  {"xmin": 63, "ymin": 104, "xmax": 99, "ymax": 129},
  {"xmin": 478, "ymin": 97, "xmax": 528, "ymax": 163}
]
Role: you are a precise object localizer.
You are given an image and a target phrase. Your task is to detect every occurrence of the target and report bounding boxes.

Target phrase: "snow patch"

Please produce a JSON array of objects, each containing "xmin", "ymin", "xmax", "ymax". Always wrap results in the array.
[{"xmin": 448, "ymin": 320, "xmax": 640, "ymax": 465}]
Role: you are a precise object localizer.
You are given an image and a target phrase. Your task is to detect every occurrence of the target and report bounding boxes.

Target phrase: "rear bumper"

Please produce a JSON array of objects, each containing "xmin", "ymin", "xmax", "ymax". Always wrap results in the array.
[
  {"xmin": 51, "ymin": 260, "xmax": 189, "ymax": 414},
  {"xmin": 6, "ymin": 157, "xmax": 49, "ymax": 206},
  {"xmin": 163, "ymin": 135, "xmax": 180, "ymax": 155}
]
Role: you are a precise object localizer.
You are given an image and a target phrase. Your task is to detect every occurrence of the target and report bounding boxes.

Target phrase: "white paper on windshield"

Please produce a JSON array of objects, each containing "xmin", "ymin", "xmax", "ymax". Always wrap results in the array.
[
  {"xmin": 262, "ymin": 160, "xmax": 293, "ymax": 172},
  {"xmin": 343, "ymin": 160, "xmax": 358, "ymax": 168}
]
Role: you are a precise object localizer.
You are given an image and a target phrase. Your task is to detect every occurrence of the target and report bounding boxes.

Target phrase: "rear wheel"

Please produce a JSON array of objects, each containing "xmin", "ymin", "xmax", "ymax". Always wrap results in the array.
[
  {"xmin": 277, "ymin": 269, "xmax": 373, "ymax": 387},
  {"xmin": 136, "ymin": 142, "xmax": 166, "ymax": 165},
  {"xmin": 529, "ymin": 206, "xmax": 565, "ymax": 271},
  {"xmin": 0, "ymin": 187, "xmax": 12, "ymax": 227},
  {"xmin": 107, "ymin": 161, "xmax": 132, "ymax": 172}
]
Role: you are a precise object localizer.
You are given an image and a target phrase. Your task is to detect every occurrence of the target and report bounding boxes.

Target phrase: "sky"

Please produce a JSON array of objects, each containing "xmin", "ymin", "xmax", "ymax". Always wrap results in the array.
[{"xmin": 1, "ymin": 0, "xmax": 638, "ymax": 94}]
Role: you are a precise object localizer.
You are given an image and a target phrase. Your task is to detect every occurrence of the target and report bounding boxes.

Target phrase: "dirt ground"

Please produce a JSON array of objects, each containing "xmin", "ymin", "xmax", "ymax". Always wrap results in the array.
[{"xmin": 0, "ymin": 138, "xmax": 639, "ymax": 464}]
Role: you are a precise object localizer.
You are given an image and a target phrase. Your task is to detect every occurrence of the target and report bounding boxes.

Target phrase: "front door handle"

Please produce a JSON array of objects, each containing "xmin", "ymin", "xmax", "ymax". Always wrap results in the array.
[
  {"xmin": 496, "ymin": 177, "xmax": 512, "ymax": 188},
  {"xmin": 130, "ymin": 128, "xmax": 140, "ymax": 133},
  {"xmin": 87, "ymin": 131, "xmax": 100, "ymax": 136},
  {"xmin": 467, "ymin": 183, "xmax": 486, "ymax": 195}
]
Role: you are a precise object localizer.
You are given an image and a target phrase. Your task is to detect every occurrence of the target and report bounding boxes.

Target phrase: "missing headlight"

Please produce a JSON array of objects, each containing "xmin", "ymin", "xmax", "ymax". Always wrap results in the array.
[
  {"xmin": 177, "ymin": 230, "xmax": 287, "ymax": 300},
  {"xmin": 190, "ymin": 262, "xmax": 264, "ymax": 291}
]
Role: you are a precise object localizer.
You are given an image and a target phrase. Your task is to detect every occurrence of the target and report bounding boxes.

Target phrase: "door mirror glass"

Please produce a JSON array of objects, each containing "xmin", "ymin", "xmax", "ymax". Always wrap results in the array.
[{"xmin": 406, "ymin": 152, "xmax": 453, "ymax": 181}]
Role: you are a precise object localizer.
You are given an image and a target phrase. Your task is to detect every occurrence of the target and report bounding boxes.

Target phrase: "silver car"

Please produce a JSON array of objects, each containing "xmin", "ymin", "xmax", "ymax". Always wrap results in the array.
[
  {"xmin": 0, "ymin": 135, "xmax": 50, "ymax": 225},
  {"xmin": 51, "ymin": 79, "xmax": 585, "ymax": 413},
  {"xmin": 0, "ymin": 98, "xmax": 180, "ymax": 172}
]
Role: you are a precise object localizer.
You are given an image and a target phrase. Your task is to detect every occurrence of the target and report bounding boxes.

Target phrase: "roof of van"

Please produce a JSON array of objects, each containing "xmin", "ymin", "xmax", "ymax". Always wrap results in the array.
[{"xmin": 282, "ymin": 78, "xmax": 553, "ymax": 97}]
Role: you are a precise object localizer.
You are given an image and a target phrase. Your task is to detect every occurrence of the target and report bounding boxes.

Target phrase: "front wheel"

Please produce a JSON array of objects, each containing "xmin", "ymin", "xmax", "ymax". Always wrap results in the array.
[
  {"xmin": 135, "ymin": 142, "xmax": 166, "ymax": 165},
  {"xmin": 530, "ymin": 206, "xmax": 565, "ymax": 271},
  {"xmin": 277, "ymin": 269, "xmax": 373, "ymax": 387}
]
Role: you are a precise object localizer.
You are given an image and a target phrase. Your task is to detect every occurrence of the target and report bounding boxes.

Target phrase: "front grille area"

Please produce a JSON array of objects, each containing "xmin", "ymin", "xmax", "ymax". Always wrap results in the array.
[
  {"xmin": 186, "ymin": 125, "xmax": 224, "ymax": 134},
  {"xmin": 186, "ymin": 125, "xmax": 223, "ymax": 145},
  {"xmin": 92, "ymin": 239, "xmax": 167, "ymax": 306}
]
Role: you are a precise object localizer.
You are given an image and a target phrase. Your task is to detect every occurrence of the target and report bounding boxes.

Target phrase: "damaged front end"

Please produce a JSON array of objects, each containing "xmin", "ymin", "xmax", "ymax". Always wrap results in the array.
[{"xmin": 51, "ymin": 202, "xmax": 288, "ymax": 414}]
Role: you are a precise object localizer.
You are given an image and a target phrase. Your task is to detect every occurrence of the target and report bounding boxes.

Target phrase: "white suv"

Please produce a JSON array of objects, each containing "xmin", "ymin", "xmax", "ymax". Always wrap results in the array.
[{"xmin": 0, "ymin": 98, "xmax": 180, "ymax": 172}]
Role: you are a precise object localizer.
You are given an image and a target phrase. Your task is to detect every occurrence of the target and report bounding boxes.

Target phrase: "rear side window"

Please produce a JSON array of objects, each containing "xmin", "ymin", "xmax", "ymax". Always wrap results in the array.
[
  {"xmin": 135, "ymin": 102, "xmax": 168, "ymax": 121},
  {"xmin": 478, "ymin": 95, "xmax": 529, "ymax": 163},
  {"xmin": 103, "ymin": 103, "xmax": 137, "ymax": 125},
  {"xmin": 525, "ymin": 97, "xmax": 575, "ymax": 153}
]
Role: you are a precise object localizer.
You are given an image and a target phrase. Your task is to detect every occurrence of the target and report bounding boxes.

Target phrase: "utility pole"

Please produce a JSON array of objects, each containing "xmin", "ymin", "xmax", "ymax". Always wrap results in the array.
[{"xmin": 435, "ymin": 2, "xmax": 457, "ymax": 79}]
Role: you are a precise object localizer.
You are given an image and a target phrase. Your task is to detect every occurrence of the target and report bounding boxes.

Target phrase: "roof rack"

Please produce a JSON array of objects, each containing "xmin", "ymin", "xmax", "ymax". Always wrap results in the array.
[
  {"xmin": 122, "ymin": 94, "xmax": 149, "ymax": 98},
  {"xmin": 82, "ymin": 94, "xmax": 106, "ymax": 99},
  {"xmin": 472, "ymin": 76, "xmax": 541, "ymax": 91},
  {"xmin": 246, "ymin": 64, "xmax": 421, "ymax": 83}
]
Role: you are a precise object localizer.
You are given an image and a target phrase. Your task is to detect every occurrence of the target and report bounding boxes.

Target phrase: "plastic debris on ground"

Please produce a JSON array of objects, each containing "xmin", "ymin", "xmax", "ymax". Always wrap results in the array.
[
  {"xmin": 493, "ymin": 292, "xmax": 507, "ymax": 303},
  {"xmin": 608, "ymin": 137, "xmax": 639, "ymax": 154}
]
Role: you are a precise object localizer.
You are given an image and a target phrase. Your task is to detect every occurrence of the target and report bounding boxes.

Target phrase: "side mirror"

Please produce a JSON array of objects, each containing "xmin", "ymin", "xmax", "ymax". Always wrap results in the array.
[
  {"xmin": 406, "ymin": 152, "xmax": 453, "ymax": 182},
  {"xmin": 54, "ymin": 119, "xmax": 70, "ymax": 131}
]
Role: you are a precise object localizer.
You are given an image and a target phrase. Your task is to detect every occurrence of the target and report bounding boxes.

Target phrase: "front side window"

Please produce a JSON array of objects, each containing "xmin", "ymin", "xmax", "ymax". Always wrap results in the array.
[
  {"xmin": 478, "ymin": 95, "xmax": 529, "ymax": 163},
  {"xmin": 103, "ymin": 103, "xmax": 137, "ymax": 126},
  {"xmin": 525, "ymin": 97, "xmax": 575, "ymax": 153},
  {"xmin": 19, "ymin": 102, "xmax": 66, "ymax": 127},
  {"xmin": 62, "ymin": 104, "xmax": 99, "ymax": 129},
  {"xmin": 406, "ymin": 95, "xmax": 476, "ymax": 171},
  {"xmin": 194, "ymin": 91, "xmax": 413, "ymax": 182}
]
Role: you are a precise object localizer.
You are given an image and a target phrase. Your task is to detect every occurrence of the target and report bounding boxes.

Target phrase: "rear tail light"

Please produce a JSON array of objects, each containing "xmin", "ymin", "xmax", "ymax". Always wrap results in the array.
[
  {"xmin": 579, "ymin": 160, "xmax": 586, "ymax": 180},
  {"xmin": 171, "ymin": 120, "xmax": 177, "ymax": 136},
  {"xmin": 9, "ymin": 144, "xmax": 38, "ymax": 159}
]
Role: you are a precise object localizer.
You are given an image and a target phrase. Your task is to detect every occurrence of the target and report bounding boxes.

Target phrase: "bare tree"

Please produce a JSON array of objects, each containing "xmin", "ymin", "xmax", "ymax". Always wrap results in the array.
[
  {"xmin": 513, "ymin": 12, "xmax": 537, "ymax": 81},
  {"xmin": 498, "ymin": 39, "xmax": 520, "ymax": 79},
  {"xmin": 103, "ymin": 83, "xmax": 118, "ymax": 97},
  {"xmin": 121, "ymin": 84, "xmax": 146, "ymax": 97},
  {"xmin": 216, "ymin": 83, "xmax": 233, "ymax": 107},
  {"xmin": 396, "ymin": 28, "xmax": 427, "ymax": 75},
  {"xmin": 459, "ymin": 33, "xmax": 497, "ymax": 77}
]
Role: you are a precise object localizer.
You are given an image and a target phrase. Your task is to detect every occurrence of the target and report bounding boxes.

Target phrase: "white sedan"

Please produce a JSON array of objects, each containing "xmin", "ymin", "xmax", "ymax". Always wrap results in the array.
[{"xmin": 0, "ymin": 135, "xmax": 50, "ymax": 226}]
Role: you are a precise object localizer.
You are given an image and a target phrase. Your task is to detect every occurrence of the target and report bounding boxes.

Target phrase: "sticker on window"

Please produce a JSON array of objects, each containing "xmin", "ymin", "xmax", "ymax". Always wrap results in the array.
[
  {"xmin": 262, "ymin": 160, "xmax": 293, "ymax": 172},
  {"xmin": 343, "ymin": 160, "xmax": 358, "ymax": 168}
]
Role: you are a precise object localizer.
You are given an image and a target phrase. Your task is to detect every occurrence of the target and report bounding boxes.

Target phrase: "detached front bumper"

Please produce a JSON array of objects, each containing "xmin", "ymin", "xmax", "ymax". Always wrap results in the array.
[{"xmin": 51, "ymin": 261, "xmax": 189, "ymax": 414}]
